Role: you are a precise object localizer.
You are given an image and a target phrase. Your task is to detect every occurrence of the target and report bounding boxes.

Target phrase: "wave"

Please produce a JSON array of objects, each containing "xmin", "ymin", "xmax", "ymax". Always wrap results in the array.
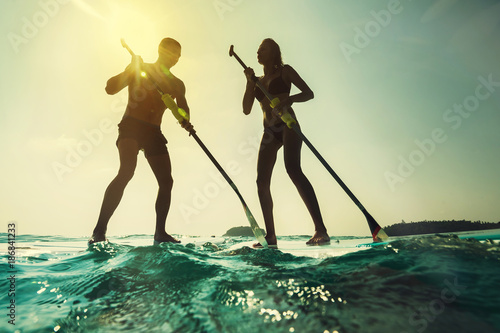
[{"xmin": 1, "ymin": 235, "xmax": 499, "ymax": 332}]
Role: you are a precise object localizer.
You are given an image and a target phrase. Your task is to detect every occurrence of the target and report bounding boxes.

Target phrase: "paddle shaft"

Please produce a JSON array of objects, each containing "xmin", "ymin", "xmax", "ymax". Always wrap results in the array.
[
  {"xmin": 189, "ymin": 133, "xmax": 265, "ymax": 240},
  {"xmin": 187, "ymin": 132, "xmax": 268, "ymax": 248}
]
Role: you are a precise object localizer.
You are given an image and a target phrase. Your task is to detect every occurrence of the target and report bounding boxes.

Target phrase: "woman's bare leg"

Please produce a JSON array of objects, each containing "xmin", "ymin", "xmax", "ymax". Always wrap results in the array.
[
  {"xmin": 255, "ymin": 131, "xmax": 281, "ymax": 247},
  {"xmin": 283, "ymin": 127, "xmax": 330, "ymax": 245}
]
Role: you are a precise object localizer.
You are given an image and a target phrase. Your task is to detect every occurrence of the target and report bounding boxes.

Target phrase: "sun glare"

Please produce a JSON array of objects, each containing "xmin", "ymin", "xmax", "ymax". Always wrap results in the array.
[{"xmin": 104, "ymin": 3, "xmax": 163, "ymax": 60}]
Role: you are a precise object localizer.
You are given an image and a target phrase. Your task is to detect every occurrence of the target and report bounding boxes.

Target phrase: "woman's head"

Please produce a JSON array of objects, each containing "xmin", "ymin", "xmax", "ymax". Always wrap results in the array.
[{"xmin": 258, "ymin": 38, "xmax": 283, "ymax": 68}]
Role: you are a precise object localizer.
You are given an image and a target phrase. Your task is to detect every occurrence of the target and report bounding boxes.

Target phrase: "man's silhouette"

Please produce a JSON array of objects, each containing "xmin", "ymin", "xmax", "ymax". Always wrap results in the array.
[{"xmin": 89, "ymin": 38, "xmax": 191, "ymax": 245}]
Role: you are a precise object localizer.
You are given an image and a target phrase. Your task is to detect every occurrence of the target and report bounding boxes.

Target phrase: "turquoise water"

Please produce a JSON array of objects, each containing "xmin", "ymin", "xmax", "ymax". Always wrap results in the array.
[{"xmin": 1, "ymin": 233, "xmax": 500, "ymax": 333}]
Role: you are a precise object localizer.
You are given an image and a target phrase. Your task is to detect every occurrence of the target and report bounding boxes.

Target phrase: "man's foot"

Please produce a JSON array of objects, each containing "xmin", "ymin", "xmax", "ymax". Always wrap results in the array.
[
  {"xmin": 306, "ymin": 231, "xmax": 330, "ymax": 246},
  {"xmin": 153, "ymin": 232, "xmax": 181, "ymax": 245},
  {"xmin": 253, "ymin": 243, "xmax": 278, "ymax": 249},
  {"xmin": 253, "ymin": 235, "xmax": 277, "ymax": 249},
  {"xmin": 88, "ymin": 232, "xmax": 108, "ymax": 245}
]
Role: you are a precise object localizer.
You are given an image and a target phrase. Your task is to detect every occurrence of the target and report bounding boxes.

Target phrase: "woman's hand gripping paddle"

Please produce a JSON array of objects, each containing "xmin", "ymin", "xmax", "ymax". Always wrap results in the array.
[{"xmin": 229, "ymin": 45, "xmax": 389, "ymax": 242}]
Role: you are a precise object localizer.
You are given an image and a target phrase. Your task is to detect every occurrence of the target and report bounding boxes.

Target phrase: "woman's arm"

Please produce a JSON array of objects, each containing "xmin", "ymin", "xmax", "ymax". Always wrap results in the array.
[
  {"xmin": 281, "ymin": 65, "xmax": 314, "ymax": 107},
  {"xmin": 242, "ymin": 67, "xmax": 256, "ymax": 115}
]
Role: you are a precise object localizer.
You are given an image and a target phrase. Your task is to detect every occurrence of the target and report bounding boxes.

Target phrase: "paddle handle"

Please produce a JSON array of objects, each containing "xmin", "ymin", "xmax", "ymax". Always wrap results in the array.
[
  {"xmin": 121, "ymin": 38, "xmax": 135, "ymax": 57},
  {"xmin": 161, "ymin": 94, "xmax": 190, "ymax": 122}
]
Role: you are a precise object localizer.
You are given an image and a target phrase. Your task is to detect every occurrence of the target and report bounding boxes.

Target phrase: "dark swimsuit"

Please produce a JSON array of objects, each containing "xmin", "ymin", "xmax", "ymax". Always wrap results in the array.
[
  {"xmin": 254, "ymin": 69, "xmax": 291, "ymax": 102},
  {"xmin": 116, "ymin": 116, "xmax": 168, "ymax": 158},
  {"xmin": 254, "ymin": 68, "xmax": 292, "ymax": 144}
]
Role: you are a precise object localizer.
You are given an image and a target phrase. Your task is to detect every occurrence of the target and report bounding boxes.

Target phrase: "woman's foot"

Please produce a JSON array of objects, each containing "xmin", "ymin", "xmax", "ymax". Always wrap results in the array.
[
  {"xmin": 306, "ymin": 231, "xmax": 330, "ymax": 246},
  {"xmin": 253, "ymin": 235, "xmax": 277, "ymax": 248}
]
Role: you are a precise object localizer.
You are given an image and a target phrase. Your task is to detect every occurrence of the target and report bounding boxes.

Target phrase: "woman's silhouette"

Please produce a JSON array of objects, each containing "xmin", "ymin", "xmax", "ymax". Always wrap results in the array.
[{"xmin": 242, "ymin": 38, "xmax": 330, "ymax": 247}]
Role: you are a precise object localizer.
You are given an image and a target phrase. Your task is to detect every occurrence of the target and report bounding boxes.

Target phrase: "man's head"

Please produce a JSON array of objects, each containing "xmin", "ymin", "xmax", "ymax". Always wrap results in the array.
[{"xmin": 158, "ymin": 38, "xmax": 181, "ymax": 69}]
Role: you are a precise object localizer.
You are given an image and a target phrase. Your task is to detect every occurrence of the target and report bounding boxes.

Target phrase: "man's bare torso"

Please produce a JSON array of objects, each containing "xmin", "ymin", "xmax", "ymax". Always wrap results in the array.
[{"xmin": 124, "ymin": 63, "xmax": 183, "ymax": 126}]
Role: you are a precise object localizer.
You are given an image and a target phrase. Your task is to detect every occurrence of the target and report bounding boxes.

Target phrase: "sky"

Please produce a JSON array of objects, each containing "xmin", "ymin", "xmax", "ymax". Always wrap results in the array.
[{"xmin": 1, "ymin": 0, "xmax": 499, "ymax": 238}]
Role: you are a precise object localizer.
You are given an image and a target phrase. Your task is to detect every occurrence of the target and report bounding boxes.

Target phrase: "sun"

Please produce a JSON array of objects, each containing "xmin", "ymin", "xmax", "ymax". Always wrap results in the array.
[{"xmin": 71, "ymin": 1, "xmax": 163, "ymax": 61}]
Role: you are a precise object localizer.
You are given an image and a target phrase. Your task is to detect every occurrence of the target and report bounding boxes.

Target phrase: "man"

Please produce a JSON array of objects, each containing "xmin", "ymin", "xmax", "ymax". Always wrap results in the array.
[{"xmin": 89, "ymin": 38, "xmax": 192, "ymax": 245}]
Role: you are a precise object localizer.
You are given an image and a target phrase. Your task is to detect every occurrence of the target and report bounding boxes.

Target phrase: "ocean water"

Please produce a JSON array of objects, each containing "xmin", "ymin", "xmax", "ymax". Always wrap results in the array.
[{"xmin": 1, "ymin": 232, "xmax": 500, "ymax": 333}]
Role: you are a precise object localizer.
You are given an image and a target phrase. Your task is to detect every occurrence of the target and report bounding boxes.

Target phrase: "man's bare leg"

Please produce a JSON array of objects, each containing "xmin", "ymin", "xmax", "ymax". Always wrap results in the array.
[
  {"xmin": 89, "ymin": 139, "xmax": 139, "ymax": 244},
  {"xmin": 147, "ymin": 153, "xmax": 179, "ymax": 244}
]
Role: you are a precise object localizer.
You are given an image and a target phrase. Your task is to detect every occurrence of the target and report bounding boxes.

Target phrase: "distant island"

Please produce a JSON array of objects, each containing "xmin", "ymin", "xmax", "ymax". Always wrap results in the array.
[
  {"xmin": 224, "ymin": 220, "xmax": 500, "ymax": 237},
  {"xmin": 384, "ymin": 220, "xmax": 500, "ymax": 237},
  {"xmin": 224, "ymin": 226, "xmax": 266, "ymax": 237}
]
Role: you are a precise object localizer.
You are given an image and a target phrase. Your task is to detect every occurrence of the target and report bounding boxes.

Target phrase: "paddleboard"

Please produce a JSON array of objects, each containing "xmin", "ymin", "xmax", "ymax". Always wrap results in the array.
[
  {"xmin": 357, "ymin": 229, "xmax": 500, "ymax": 248},
  {"xmin": 226, "ymin": 237, "xmax": 372, "ymax": 258},
  {"xmin": 225, "ymin": 229, "xmax": 500, "ymax": 258}
]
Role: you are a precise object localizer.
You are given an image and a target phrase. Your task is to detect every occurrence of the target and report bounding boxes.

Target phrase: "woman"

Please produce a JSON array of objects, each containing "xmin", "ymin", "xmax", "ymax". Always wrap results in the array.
[{"xmin": 242, "ymin": 38, "xmax": 330, "ymax": 247}]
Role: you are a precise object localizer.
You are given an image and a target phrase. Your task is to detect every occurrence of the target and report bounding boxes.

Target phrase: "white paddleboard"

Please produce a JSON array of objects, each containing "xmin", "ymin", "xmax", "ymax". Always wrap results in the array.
[
  {"xmin": 357, "ymin": 229, "xmax": 500, "ymax": 247},
  {"xmin": 226, "ymin": 229, "xmax": 500, "ymax": 258},
  {"xmin": 226, "ymin": 237, "xmax": 372, "ymax": 258}
]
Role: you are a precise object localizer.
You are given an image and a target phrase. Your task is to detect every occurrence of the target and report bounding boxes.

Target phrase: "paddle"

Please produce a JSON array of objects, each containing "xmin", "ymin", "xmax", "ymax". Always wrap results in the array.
[
  {"xmin": 229, "ymin": 45, "xmax": 389, "ymax": 242},
  {"xmin": 119, "ymin": 39, "xmax": 268, "ymax": 248}
]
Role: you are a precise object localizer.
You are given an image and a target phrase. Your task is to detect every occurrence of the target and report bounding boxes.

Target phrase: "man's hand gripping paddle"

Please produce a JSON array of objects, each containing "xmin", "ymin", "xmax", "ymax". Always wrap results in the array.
[
  {"xmin": 119, "ymin": 39, "xmax": 268, "ymax": 248},
  {"xmin": 229, "ymin": 45, "xmax": 389, "ymax": 242}
]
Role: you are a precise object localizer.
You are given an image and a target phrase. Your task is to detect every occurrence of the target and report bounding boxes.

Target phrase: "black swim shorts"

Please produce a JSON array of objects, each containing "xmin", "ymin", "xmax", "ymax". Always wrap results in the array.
[
  {"xmin": 116, "ymin": 117, "xmax": 168, "ymax": 157},
  {"xmin": 263, "ymin": 122, "xmax": 286, "ymax": 144}
]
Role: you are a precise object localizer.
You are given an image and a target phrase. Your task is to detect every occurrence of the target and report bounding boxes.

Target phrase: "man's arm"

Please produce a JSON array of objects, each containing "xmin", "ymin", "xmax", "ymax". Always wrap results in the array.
[
  {"xmin": 175, "ymin": 80, "xmax": 190, "ymax": 117},
  {"xmin": 174, "ymin": 81, "xmax": 193, "ymax": 132},
  {"xmin": 105, "ymin": 56, "xmax": 142, "ymax": 95},
  {"xmin": 105, "ymin": 71, "xmax": 131, "ymax": 95}
]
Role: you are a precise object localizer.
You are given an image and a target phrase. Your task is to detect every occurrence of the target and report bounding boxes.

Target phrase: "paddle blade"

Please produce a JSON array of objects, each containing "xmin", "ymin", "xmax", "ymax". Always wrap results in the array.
[
  {"xmin": 364, "ymin": 211, "xmax": 389, "ymax": 242},
  {"xmin": 243, "ymin": 204, "xmax": 268, "ymax": 248},
  {"xmin": 372, "ymin": 226, "xmax": 389, "ymax": 242}
]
